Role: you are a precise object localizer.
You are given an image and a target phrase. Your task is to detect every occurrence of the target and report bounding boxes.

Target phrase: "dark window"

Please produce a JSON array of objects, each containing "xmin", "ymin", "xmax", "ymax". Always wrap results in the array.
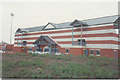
[
  {"xmin": 77, "ymin": 39, "xmax": 86, "ymax": 46},
  {"xmin": 96, "ymin": 50, "xmax": 100, "ymax": 56},
  {"xmin": 90, "ymin": 50, "xmax": 94, "ymax": 55},
  {"xmin": 56, "ymin": 48, "xmax": 58, "ymax": 53},
  {"xmin": 40, "ymin": 48, "xmax": 42, "ymax": 52},
  {"xmin": 23, "ymin": 41, "xmax": 27, "ymax": 46},
  {"xmin": 44, "ymin": 48, "xmax": 49, "ymax": 52},
  {"xmin": 37, "ymin": 48, "xmax": 39, "ymax": 51},
  {"xmin": 66, "ymin": 49, "xmax": 69, "ymax": 53},
  {"xmin": 28, "ymin": 48, "xmax": 31, "ymax": 51},
  {"xmin": 30, "ymin": 48, "xmax": 31, "ymax": 51}
]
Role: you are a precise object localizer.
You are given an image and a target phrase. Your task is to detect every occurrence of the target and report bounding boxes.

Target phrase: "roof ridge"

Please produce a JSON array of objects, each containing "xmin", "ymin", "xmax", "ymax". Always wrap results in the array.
[
  {"xmin": 56, "ymin": 21, "xmax": 71, "ymax": 25},
  {"xmin": 81, "ymin": 15, "xmax": 118, "ymax": 21}
]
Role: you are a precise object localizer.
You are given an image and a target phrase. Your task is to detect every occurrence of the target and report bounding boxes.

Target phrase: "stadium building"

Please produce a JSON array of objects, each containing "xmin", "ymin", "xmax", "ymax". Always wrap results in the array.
[{"xmin": 14, "ymin": 15, "xmax": 120, "ymax": 58}]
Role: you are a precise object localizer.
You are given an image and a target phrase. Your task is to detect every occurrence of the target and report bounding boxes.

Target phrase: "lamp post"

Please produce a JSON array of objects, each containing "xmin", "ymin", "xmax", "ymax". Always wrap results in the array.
[{"xmin": 10, "ymin": 13, "xmax": 14, "ymax": 44}]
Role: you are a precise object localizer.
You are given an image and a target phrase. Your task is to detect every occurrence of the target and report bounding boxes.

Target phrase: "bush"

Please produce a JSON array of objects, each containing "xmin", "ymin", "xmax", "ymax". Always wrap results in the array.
[
  {"xmin": 2, "ymin": 52, "xmax": 118, "ymax": 78},
  {"xmin": 93, "ymin": 67, "xmax": 116, "ymax": 78},
  {"xmin": 6, "ymin": 53, "xmax": 13, "ymax": 57},
  {"xmin": 16, "ymin": 53, "xmax": 27, "ymax": 56},
  {"xmin": 16, "ymin": 60, "xmax": 33, "ymax": 67}
]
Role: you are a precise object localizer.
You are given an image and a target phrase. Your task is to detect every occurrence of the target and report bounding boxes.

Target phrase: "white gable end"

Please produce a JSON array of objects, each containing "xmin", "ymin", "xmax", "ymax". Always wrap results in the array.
[{"xmin": 45, "ymin": 24, "xmax": 55, "ymax": 29}]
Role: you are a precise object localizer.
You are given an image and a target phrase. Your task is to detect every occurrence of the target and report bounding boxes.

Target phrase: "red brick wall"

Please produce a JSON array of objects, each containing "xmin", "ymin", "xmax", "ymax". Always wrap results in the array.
[
  {"xmin": 6, "ymin": 44, "xmax": 14, "ymax": 51},
  {"xmin": 13, "ymin": 47, "xmax": 25, "ymax": 53},
  {"xmin": 69, "ymin": 48, "xmax": 83, "ymax": 55},
  {"xmin": 57, "ymin": 47, "xmax": 119, "ymax": 58},
  {"xmin": 13, "ymin": 45, "xmax": 119, "ymax": 58},
  {"xmin": 100, "ymin": 49, "xmax": 119, "ymax": 58}
]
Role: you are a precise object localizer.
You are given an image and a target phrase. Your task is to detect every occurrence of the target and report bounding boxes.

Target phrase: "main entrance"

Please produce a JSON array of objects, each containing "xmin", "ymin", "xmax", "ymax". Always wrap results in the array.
[
  {"xmin": 33, "ymin": 36, "xmax": 57, "ymax": 54},
  {"xmin": 83, "ymin": 49, "xmax": 88, "ymax": 57}
]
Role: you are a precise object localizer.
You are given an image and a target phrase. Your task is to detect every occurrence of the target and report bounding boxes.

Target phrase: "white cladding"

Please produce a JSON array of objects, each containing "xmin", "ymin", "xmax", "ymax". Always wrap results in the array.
[
  {"xmin": 44, "ymin": 24, "xmax": 55, "ymax": 29},
  {"xmin": 14, "ymin": 23, "xmax": 119, "ymax": 49}
]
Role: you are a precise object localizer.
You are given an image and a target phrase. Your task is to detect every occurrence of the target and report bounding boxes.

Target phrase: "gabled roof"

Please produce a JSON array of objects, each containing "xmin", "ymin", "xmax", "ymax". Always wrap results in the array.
[
  {"xmin": 42, "ymin": 22, "xmax": 56, "ymax": 30},
  {"xmin": 70, "ymin": 19, "xmax": 88, "ymax": 26},
  {"xmin": 33, "ymin": 36, "xmax": 56, "ymax": 45},
  {"xmin": 16, "ymin": 26, "xmax": 45, "ymax": 33},
  {"xmin": 16, "ymin": 15, "xmax": 119, "ymax": 33}
]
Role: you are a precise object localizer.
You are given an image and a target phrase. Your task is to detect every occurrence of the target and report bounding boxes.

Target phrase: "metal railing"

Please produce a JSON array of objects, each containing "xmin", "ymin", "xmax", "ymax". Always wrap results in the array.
[
  {"xmin": 17, "ymin": 42, "xmax": 26, "ymax": 46},
  {"xmin": 73, "ymin": 42, "xmax": 86, "ymax": 46}
]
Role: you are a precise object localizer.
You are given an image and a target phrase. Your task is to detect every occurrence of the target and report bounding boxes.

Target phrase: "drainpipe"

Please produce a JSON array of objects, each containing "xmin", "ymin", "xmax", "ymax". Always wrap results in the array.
[
  {"xmin": 21, "ymin": 32, "xmax": 23, "ymax": 46},
  {"xmin": 80, "ymin": 24, "xmax": 83, "ymax": 46},
  {"xmin": 72, "ymin": 26, "xmax": 73, "ymax": 45},
  {"xmin": 17, "ymin": 33, "xmax": 19, "ymax": 46},
  {"xmin": 50, "ymin": 44, "xmax": 51, "ymax": 54}
]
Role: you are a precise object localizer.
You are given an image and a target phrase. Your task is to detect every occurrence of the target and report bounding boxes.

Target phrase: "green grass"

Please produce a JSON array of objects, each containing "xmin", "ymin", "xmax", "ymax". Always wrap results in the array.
[{"xmin": 2, "ymin": 53, "xmax": 118, "ymax": 79}]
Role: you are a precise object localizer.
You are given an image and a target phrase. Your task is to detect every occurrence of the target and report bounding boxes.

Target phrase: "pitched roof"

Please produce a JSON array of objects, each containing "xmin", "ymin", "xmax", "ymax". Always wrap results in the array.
[
  {"xmin": 16, "ymin": 15, "xmax": 119, "ymax": 33},
  {"xmin": 0, "ymin": 41, "xmax": 8, "ymax": 45},
  {"xmin": 82, "ymin": 15, "xmax": 119, "ymax": 26},
  {"xmin": 33, "ymin": 36, "xmax": 56, "ymax": 45},
  {"xmin": 42, "ymin": 22, "xmax": 57, "ymax": 30},
  {"xmin": 70, "ymin": 19, "xmax": 88, "ymax": 26},
  {"xmin": 16, "ymin": 26, "xmax": 45, "ymax": 33}
]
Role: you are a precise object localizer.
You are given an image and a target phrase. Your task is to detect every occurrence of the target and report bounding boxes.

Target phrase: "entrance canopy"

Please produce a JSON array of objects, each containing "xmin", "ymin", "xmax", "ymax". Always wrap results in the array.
[{"xmin": 33, "ymin": 36, "xmax": 56, "ymax": 45}]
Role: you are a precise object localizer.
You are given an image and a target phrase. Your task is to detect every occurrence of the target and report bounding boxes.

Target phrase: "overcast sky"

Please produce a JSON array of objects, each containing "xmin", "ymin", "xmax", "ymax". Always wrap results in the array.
[{"xmin": 0, "ymin": 1, "xmax": 118, "ymax": 44}]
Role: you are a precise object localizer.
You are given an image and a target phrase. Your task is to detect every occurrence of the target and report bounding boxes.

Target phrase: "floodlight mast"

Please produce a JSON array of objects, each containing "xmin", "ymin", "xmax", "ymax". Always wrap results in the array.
[{"xmin": 10, "ymin": 13, "xmax": 14, "ymax": 44}]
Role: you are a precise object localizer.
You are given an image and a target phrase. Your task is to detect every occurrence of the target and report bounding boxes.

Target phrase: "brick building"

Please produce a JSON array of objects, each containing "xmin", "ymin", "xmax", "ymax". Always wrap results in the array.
[{"xmin": 14, "ymin": 15, "xmax": 120, "ymax": 58}]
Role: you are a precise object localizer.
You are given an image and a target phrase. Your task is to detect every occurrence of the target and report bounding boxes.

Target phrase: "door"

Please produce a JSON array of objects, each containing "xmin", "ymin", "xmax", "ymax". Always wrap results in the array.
[
  {"xmin": 83, "ymin": 49, "xmax": 88, "ymax": 57},
  {"xmin": 24, "ymin": 48, "xmax": 26, "ymax": 53},
  {"xmin": 114, "ymin": 50, "xmax": 117, "ymax": 59},
  {"xmin": 1, "ymin": 46, "xmax": 5, "ymax": 51}
]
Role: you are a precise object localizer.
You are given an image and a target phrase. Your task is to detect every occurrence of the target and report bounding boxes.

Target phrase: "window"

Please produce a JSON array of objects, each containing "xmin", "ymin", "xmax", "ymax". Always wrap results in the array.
[
  {"xmin": 77, "ymin": 39, "xmax": 86, "ymax": 46},
  {"xmin": 1, "ymin": 46, "xmax": 5, "ymax": 51},
  {"xmin": 96, "ymin": 50, "xmax": 100, "ymax": 56},
  {"xmin": 43, "ymin": 46, "xmax": 50, "ymax": 52},
  {"xmin": 56, "ymin": 48, "xmax": 58, "ymax": 53},
  {"xmin": 37, "ymin": 48, "xmax": 39, "ymax": 51},
  {"xmin": 66, "ymin": 49, "xmax": 69, "ymax": 53},
  {"xmin": 90, "ymin": 50, "xmax": 94, "ymax": 56},
  {"xmin": 40, "ymin": 48, "xmax": 42, "ymax": 52},
  {"xmin": 52, "ymin": 48, "xmax": 55, "ymax": 53},
  {"xmin": 30, "ymin": 48, "xmax": 32, "ymax": 51},
  {"xmin": 83, "ymin": 41, "xmax": 86, "ymax": 46},
  {"xmin": 23, "ymin": 41, "xmax": 27, "ymax": 46},
  {"xmin": 44, "ymin": 48, "xmax": 49, "ymax": 52}
]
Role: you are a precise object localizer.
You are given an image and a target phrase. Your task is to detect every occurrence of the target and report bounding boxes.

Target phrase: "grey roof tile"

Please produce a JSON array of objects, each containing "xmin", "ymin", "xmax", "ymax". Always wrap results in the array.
[
  {"xmin": 82, "ymin": 15, "xmax": 119, "ymax": 25},
  {"xmin": 33, "ymin": 36, "xmax": 56, "ymax": 44},
  {"xmin": 16, "ymin": 15, "xmax": 119, "ymax": 33}
]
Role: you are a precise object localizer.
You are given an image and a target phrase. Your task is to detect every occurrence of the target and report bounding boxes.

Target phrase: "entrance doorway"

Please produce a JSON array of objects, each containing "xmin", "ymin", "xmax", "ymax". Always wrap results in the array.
[
  {"xmin": 1, "ymin": 46, "xmax": 5, "ymax": 51},
  {"xmin": 43, "ymin": 46, "xmax": 50, "ymax": 53},
  {"xmin": 114, "ymin": 50, "xmax": 117, "ymax": 59},
  {"xmin": 83, "ymin": 49, "xmax": 88, "ymax": 57},
  {"xmin": 24, "ymin": 48, "xmax": 27, "ymax": 53}
]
